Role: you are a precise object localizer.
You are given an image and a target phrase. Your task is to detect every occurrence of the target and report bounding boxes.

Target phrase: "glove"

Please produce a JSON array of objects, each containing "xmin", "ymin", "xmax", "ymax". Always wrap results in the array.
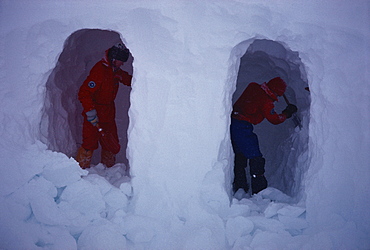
[
  {"xmin": 86, "ymin": 109, "xmax": 99, "ymax": 126},
  {"xmin": 282, "ymin": 104, "xmax": 298, "ymax": 118}
]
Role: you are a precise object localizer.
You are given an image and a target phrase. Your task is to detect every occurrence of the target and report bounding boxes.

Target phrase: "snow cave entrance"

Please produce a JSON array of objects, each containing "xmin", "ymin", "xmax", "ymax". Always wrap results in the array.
[
  {"xmin": 231, "ymin": 39, "xmax": 310, "ymax": 198},
  {"xmin": 40, "ymin": 29, "xmax": 133, "ymax": 166}
]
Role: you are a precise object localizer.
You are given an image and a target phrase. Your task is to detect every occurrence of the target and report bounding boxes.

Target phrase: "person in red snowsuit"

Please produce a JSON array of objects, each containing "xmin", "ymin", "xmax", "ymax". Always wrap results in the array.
[
  {"xmin": 76, "ymin": 44, "xmax": 132, "ymax": 169},
  {"xmin": 231, "ymin": 77, "xmax": 297, "ymax": 194}
]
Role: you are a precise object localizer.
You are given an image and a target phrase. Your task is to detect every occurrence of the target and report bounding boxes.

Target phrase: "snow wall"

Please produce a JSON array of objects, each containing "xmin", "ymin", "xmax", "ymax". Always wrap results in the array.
[{"xmin": 1, "ymin": 0, "xmax": 369, "ymax": 249}]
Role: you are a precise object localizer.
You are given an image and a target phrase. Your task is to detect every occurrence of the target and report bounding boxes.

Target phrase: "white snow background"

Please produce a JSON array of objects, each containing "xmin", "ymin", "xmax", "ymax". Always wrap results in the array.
[{"xmin": 0, "ymin": 0, "xmax": 369, "ymax": 249}]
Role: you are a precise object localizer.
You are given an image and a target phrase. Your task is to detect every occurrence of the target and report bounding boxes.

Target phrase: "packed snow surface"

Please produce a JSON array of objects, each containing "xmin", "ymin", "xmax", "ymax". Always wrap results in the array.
[{"xmin": 0, "ymin": 0, "xmax": 369, "ymax": 249}]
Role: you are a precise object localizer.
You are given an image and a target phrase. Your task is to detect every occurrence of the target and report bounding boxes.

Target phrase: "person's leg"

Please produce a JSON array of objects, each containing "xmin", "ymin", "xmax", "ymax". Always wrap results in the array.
[
  {"xmin": 231, "ymin": 118, "xmax": 259, "ymax": 193},
  {"xmin": 233, "ymin": 120, "xmax": 262, "ymax": 159},
  {"xmin": 76, "ymin": 146, "xmax": 93, "ymax": 169},
  {"xmin": 77, "ymin": 119, "xmax": 99, "ymax": 169},
  {"xmin": 101, "ymin": 149, "xmax": 116, "ymax": 168},
  {"xmin": 99, "ymin": 121, "xmax": 120, "ymax": 168},
  {"xmin": 231, "ymin": 118, "xmax": 267, "ymax": 194},
  {"xmin": 249, "ymin": 156, "xmax": 267, "ymax": 194},
  {"xmin": 239, "ymin": 121, "xmax": 267, "ymax": 194},
  {"xmin": 232, "ymin": 152, "xmax": 249, "ymax": 193}
]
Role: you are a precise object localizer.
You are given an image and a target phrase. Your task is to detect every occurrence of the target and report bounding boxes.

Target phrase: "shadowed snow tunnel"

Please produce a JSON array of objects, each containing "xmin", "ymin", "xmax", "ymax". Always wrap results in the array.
[
  {"xmin": 1, "ymin": 1, "xmax": 369, "ymax": 249},
  {"xmin": 230, "ymin": 38, "xmax": 311, "ymax": 198},
  {"xmin": 40, "ymin": 31, "xmax": 310, "ymax": 199},
  {"xmin": 40, "ymin": 29, "xmax": 133, "ymax": 166}
]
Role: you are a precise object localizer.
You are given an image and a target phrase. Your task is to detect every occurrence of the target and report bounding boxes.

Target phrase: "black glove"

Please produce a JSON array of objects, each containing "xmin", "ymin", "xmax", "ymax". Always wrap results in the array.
[{"xmin": 282, "ymin": 104, "xmax": 298, "ymax": 118}]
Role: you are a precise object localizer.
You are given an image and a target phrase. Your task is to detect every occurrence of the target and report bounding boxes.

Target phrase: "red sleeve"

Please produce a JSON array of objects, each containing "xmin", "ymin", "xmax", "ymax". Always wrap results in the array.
[
  {"xmin": 262, "ymin": 102, "xmax": 287, "ymax": 125},
  {"xmin": 78, "ymin": 63, "xmax": 104, "ymax": 113},
  {"xmin": 118, "ymin": 70, "xmax": 132, "ymax": 86}
]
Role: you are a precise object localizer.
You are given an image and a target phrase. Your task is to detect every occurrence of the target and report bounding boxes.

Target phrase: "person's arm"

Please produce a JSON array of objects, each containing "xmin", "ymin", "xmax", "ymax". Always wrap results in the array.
[
  {"xmin": 117, "ymin": 70, "xmax": 132, "ymax": 87},
  {"xmin": 262, "ymin": 102, "xmax": 287, "ymax": 125},
  {"xmin": 78, "ymin": 64, "xmax": 103, "ymax": 127},
  {"xmin": 78, "ymin": 64, "xmax": 103, "ymax": 113}
]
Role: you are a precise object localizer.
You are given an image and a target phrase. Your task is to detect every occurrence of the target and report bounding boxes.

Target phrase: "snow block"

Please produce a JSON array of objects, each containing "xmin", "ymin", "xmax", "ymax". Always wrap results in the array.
[
  {"xmin": 225, "ymin": 216, "xmax": 254, "ymax": 246},
  {"xmin": 77, "ymin": 221, "xmax": 127, "ymax": 250}
]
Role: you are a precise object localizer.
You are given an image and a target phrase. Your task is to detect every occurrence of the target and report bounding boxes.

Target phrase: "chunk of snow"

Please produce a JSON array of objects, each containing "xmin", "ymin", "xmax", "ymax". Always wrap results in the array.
[
  {"xmin": 225, "ymin": 216, "xmax": 254, "ymax": 246},
  {"xmin": 277, "ymin": 205, "xmax": 305, "ymax": 217},
  {"xmin": 77, "ymin": 221, "xmax": 127, "ymax": 250}
]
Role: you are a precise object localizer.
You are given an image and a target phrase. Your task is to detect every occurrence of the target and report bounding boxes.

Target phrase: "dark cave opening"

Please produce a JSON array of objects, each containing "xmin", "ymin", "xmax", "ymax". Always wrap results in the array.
[
  {"xmin": 40, "ymin": 29, "xmax": 133, "ymax": 166},
  {"xmin": 231, "ymin": 39, "xmax": 311, "ymax": 198}
]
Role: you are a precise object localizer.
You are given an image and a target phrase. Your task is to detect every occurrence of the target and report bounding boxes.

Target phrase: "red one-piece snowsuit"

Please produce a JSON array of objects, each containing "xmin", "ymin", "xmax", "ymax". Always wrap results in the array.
[{"xmin": 78, "ymin": 54, "xmax": 132, "ymax": 152}]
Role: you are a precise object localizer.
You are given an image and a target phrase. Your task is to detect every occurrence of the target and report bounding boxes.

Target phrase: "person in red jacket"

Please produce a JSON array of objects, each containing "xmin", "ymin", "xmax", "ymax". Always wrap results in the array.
[
  {"xmin": 76, "ymin": 43, "xmax": 132, "ymax": 169},
  {"xmin": 231, "ymin": 77, "xmax": 297, "ymax": 194}
]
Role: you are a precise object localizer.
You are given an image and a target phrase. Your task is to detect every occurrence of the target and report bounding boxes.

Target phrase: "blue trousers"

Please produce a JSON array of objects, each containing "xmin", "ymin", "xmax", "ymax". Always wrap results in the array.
[{"xmin": 230, "ymin": 118, "xmax": 262, "ymax": 159}]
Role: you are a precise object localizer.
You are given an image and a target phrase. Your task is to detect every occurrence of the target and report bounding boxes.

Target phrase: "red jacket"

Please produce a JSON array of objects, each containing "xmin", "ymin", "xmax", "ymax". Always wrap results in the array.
[
  {"xmin": 232, "ymin": 82, "xmax": 286, "ymax": 125},
  {"xmin": 78, "ymin": 55, "xmax": 132, "ymax": 122}
]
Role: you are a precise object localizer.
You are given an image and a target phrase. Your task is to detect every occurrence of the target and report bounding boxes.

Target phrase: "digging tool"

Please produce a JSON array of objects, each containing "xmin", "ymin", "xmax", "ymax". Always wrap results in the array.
[{"xmin": 283, "ymin": 94, "xmax": 302, "ymax": 129}]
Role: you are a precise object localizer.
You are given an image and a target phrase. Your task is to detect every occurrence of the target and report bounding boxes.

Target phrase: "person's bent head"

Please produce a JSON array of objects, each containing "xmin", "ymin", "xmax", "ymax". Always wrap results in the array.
[{"xmin": 267, "ymin": 77, "xmax": 287, "ymax": 96}]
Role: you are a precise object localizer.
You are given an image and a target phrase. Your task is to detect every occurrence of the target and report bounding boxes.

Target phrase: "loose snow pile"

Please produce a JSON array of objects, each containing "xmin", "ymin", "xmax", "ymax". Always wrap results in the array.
[
  {"xmin": 0, "ymin": 0, "xmax": 369, "ymax": 249},
  {"xmin": 0, "ymin": 145, "xmax": 308, "ymax": 249}
]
